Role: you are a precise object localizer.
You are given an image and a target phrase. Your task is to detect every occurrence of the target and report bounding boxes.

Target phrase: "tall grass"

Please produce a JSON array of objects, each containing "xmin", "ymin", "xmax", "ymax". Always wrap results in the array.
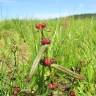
[{"xmin": 0, "ymin": 17, "xmax": 96, "ymax": 95}]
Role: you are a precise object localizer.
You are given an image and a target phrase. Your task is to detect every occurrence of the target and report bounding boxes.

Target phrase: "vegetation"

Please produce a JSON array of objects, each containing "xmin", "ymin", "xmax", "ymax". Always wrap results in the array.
[{"xmin": 0, "ymin": 15, "xmax": 96, "ymax": 96}]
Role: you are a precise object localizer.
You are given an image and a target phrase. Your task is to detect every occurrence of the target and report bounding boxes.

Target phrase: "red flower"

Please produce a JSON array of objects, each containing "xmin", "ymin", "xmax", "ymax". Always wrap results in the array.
[
  {"xmin": 35, "ymin": 23, "xmax": 46, "ymax": 30},
  {"xmin": 12, "ymin": 86, "xmax": 21, "ymax": 96},
  {"xmin": 48, "ymin": 83, "xmax": 58, "ymax": 90},
  {"xmin": 69, "ymin": 90, "xmax": 76, "ymax": 96},
  {"xmin": 43, "ymin": 58, "xmax": 55, "ymax": 66},
  {"xmin": 41, "ymin": 38, "xmax": 51, "ymax": 45}
]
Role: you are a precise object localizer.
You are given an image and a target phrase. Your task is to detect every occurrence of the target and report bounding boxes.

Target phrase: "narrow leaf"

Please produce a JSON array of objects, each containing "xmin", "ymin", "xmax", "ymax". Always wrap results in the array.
[
  {"xmin": 28, "ymin": 45, "xmax": 48, "ymax": 80},
  {"xmin": 52, "ymin": 64, "xmax": 85, "ymax": 80}
]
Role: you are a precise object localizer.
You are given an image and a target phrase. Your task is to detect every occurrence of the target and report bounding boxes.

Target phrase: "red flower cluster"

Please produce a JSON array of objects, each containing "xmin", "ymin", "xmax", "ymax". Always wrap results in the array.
[
  {"xmin": 43, "ymin": 58, "xmax": 55, "ymax": 66},
  {"xmin": 36, "ymin": 23, "xmax": 46, "ymax": 30},
  {"xmin": 12, "ymin": 86, "xmax": 21, "ymax": 96},
  {"xmin": 69, "ymin": 90, "xmax": 76, "ymax": 96},
  {"xmin": 41, "ymin": 38, "xmax": 51, "ymax": 45},
  {"xmin": 48, "ymin": 82, "xmax": 58, "ymax": 90}
]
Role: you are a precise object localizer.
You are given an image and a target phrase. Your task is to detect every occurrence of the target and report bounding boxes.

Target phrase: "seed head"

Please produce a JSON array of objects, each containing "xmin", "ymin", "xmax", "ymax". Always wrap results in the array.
[{"xmin": 69, "ymin": 90, "xmax": 76, "ymax": 96}]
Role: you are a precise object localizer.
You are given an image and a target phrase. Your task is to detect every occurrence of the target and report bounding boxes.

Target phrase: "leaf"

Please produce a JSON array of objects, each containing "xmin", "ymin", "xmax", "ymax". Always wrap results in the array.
[
  {"xmin": 28, "ymin": 45, "xmax": 48, "ymax": 81},
  {"xmin": 52, "ymin": 64, "xmax": 85, "ymax": 80}
]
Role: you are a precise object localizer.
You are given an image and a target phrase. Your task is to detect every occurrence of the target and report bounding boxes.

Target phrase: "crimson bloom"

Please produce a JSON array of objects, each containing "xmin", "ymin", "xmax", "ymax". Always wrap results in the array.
[
  {"xmin": 48, "ymin": 82, "xmax": 58, "ymax": 90},
  {"xmin": 69, "ymin": 90, "xmax": 76, "ymax": 96},
  {"xmin": 41, "ymin": 38, "xmax": 51, "ymax": 45},
  {"xmin": 12, "ymin": 86, "xmax": 21, "ymax": 96},
  {"xmin": 35, "ymin": 23, "xmax": 46, "ymax": 30},
  {"xmin": 43, "ymin": 58, "xmax": 55, "ymax": 66}
]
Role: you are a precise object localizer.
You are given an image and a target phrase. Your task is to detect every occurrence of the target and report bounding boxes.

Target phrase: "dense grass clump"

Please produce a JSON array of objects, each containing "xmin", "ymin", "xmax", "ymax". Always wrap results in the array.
[{"xmin": 0, "ymin": 17, "xmax": 96, "ymax": 96}]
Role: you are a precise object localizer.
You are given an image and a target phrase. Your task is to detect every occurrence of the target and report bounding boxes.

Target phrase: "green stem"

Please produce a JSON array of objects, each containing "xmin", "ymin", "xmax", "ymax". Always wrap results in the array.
[
  {"xmin": 41, "ymin": 30, "xmax": 45, "ymax": 39},
  {"xmin": 40, "ymin": 65, "xmax": 45, "ymax": 94}
]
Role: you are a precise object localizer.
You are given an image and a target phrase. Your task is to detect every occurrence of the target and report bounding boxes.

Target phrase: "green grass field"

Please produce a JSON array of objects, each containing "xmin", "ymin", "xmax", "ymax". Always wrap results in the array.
[{"xmin": 0, "ymin": 17, "xmax": 96, "ymax": 96}]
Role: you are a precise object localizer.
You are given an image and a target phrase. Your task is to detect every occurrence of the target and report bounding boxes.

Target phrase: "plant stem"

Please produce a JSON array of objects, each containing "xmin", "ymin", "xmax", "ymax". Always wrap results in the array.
[
  {"xmin": 13, "ymin": 52, "xmax": 17, "ymax": 67},
  {"xmin": 41, "ymin": 30, "xmax": 45, "ymax": 39}
]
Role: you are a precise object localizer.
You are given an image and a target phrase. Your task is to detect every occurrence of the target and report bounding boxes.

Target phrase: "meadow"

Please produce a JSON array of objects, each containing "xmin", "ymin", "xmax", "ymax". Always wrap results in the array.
[{"xmin": 0, "ymin": 16, "xmax": 96, "ymax": 96}]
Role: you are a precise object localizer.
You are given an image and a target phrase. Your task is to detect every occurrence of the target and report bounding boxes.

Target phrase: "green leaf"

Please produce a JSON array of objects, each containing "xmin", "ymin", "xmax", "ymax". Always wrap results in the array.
[
  {"xmin": 28, "ymin": 45, "xmax": 48, "ymax": 80},
  {"xmin": 52, "ymin": 64, "xmax": 85, "ymax": 80}
]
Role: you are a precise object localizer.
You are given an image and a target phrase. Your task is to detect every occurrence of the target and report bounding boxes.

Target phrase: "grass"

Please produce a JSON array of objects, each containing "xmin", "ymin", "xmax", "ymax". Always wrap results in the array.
[{"xmin": 0, "ymin": 17, "xmax": 96, "ymax": 96}]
